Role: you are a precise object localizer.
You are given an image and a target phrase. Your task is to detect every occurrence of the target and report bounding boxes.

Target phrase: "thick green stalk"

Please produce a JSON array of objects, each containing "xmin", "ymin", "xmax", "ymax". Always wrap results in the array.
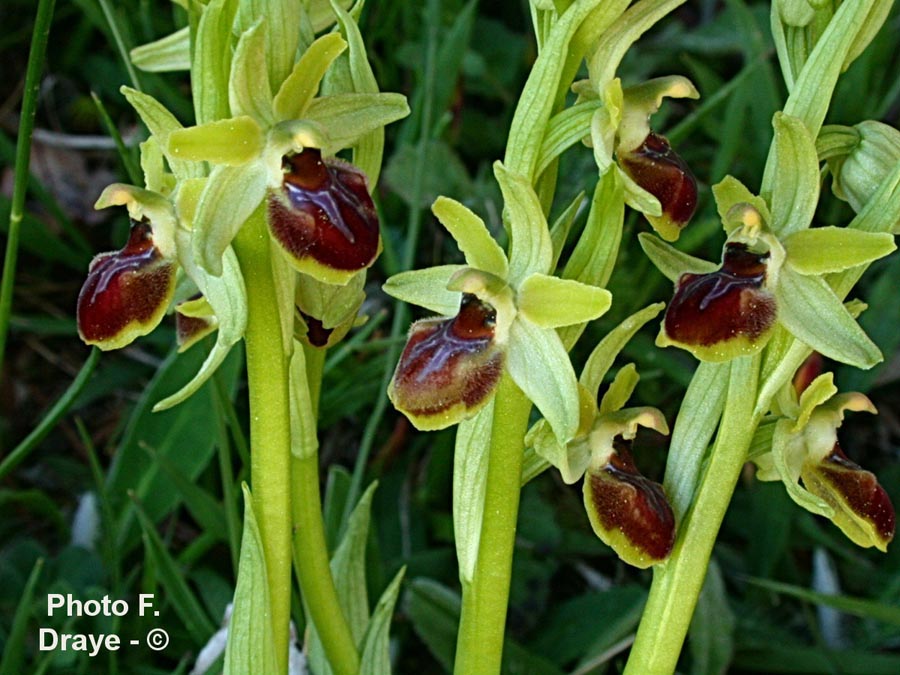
[
  {"xmin": 624, "ymin": 355, "xmax": 759, "ymax": 675},
  {"xmin": 291, "ymin": 345, "xmax": 360, "ymax": 675},
  {"xmin": 453, "ymin": 374, "xmax": 533, "ymax": 675},
  {"xmin": 231, "ymin": 208, "xmax": 293, "ymax": 673}
]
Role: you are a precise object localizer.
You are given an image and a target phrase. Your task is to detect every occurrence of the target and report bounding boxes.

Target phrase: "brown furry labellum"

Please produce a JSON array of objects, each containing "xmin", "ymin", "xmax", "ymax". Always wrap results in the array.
[
  {"xmin": 660, "ymin": 242, "xmax": 777, "ymax": 361},
  {"xmin": 77, "ymin": 219, "xmax": 176, "ymax": 350},
  {"xmin": 388, "ymin": 294, "xmax": 504, "ymax": 430},
  {"xmin": 583, "ymin": 438, "xmax": 676, "ymax": 568},
  {"xmin": 618, "ymin": 131, "xmax": 698, "ymax": 241},
  {"xmin": 803, "ymin": 442, "xmax": 895, "ymax": 551},
  {"xmin": 267, "ymin": 148, "xmax": 380, "ymax": 283}
]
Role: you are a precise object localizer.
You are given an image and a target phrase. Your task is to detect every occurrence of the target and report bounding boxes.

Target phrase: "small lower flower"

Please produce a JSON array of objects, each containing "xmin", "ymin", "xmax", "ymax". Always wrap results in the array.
[
  {"xmin": 755, "ymin": 373, "xmax": 895, "ymax": 552},
  {"xmin": 388, "ymin": 293, "xmax": 505, "ymax": 430},
  {"xmin": 617, "ymin": 131, "xmax": 698, "ymax": 241},
  {"xmin": 77, "ymin": 219, "xmax": 177, "ymax": 350},
  {"xmin": 584, "ymin": 437, "xmax": 675, "ymax": 568}
]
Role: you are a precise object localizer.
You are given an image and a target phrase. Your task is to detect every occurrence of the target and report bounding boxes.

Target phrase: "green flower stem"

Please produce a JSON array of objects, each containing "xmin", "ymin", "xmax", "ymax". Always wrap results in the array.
[
  {"xmin": 454, "ymin": 374, "xmax": 533, "ymax": 675},
  {"xmin": 0, "ymin": 0, "xmax": 56, "ymax": 372},
  {"xmin": 290, "ymin": 345, "xmax": 361, "ymax": 675},
  {"xmin": 231, "ymin": 207, "xmax": 293, "ymax": 673},
  {"xmin": 624, "ymin": 355, "xmax": 759, "ymax": 675}
]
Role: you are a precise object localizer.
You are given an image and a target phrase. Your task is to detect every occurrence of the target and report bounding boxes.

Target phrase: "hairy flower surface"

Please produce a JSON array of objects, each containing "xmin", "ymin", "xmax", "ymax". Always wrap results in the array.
[{"xmin": 78, "ymin": 219, "xmax": 176, "ymax": 350}]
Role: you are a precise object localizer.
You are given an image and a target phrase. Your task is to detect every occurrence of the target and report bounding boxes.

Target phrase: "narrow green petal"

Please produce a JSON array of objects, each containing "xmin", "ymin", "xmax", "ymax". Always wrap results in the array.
[
  {"xmin": 507, "ymin": 317, "xmax": 579, "ymax": 444},
  {"xmin": 712, "ymin": 175, "xmax": 771, "ymax": 234},
  {"xmin": 168, "ymin": 116, "xmax": 265, "ymax": 166},
  {"xmin": 762, "ymin": 112, "xmax": 821, "ymax": 236},
  {"xmin": 776, "ymin": 267, "xmax": 882, "ymax": 369},
  {"xmin": 229, "ymin": 21, "xmax": 274, "ymax": 125},
  {"xmin": 193, "ymin": 163, "xmax": 268, "ymax": 276},
  {"xmin": 638, "ymin": 232, "xmax": 717, "ymax": 282},
  {"xmin": 302, "ymin": 93, "xmax": 410, "ymax": 155},
  {"xmin": 784, "ymin": 227, "xmax": 896, "ymax": 275},
  {"xmin": 139, "ymin": 138, "xmax": 169, "ymax": 196},
  {"xmin": 794, "ymin": 373, "xmax": 837, "ymax": 433},
  {"xmin": 598, "ymin": 363, "xmax": 639, "ymax": 415},
  {"xmin": 273, "ymin": 33, "xmax": 347, "ymax": 121},
  {"xmin": 382, "ymin": 265, "xmax": 466, "ymax": 316},
  {"xmin": 580, "ymin": 303, "xmax": 665, "ymax": 399},
  {"xmin": 130, "ymin": 26, "xmax": 190, "ymax": 73},
  {"xmin": 432, "ymin": 197, "xmax": 508, "ymax": 277},
  {"xmin": 517, "ymin": 273, "xmax": 611, "ymax": 328},
  {"xmin": 494, "ymin": 161, "xmax": 553, "ymax": 285}
]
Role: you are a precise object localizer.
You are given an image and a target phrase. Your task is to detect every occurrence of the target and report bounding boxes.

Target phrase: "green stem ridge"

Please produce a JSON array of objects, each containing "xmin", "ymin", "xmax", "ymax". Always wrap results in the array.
[
  {"xmin": 0, "ymin": 0, "xmax": 56, "ymax": 372},
  {"xmin": 292, "ymin": 343, "xmax": 360, "ymax": 675},
  {"xmin": 453, "ymin": 374, "xmax": 533, "ymax": 675},
  {"xmin": 232, "ymin": 207, "xmax": 293, "ymax": 673},
  {"xmin": 624, "ymin": 355, "xmax": 759, "ymax": 675}
]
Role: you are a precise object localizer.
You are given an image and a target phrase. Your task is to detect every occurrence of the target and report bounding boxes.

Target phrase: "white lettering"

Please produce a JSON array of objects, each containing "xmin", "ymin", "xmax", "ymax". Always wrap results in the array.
[
  {"xmin": 138, "ymin": 594, "xmax": 154, "ymax": 616},
  {"xmin": 39, "ymin": 628, "xmax": 58, "ymax": 650}
]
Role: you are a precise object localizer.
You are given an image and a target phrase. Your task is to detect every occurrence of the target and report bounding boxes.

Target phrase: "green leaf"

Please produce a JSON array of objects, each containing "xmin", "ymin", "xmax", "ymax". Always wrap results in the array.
[
  {"xmin": 504, "ymin": 0, "xmax": 612, "ymax": 178},
  {"xmin": 382, "ymin": 265, "xmax": 466, "ymax": 316},
  {"xmin": 193, "ymin": 163, "xmax": 268, "ymax": 276},
  {"xmin": 563, "ymin": 168, "xmax": 624, "ymax": 288},
  {"xmin": 776, "ymin": 267, "xmax": 882, "ymax": 369},
  {"xmin": 598, "ymin": 363, "xmax": 639, "ymax": 415},
  {"xmin": 121, "ymin": 87, "xmax": 201, "ymax": 180},
  {"xmin": 453, "ymin": 400, "xmax": 494, "ymax": 584},
  {"xmin": 223, "ymin": 485, "xmax": 278, "ymax": 675},
  {"xmin": 0, "ymin": 558, "xmax": 43, "ymax": 675},
  {"xmin": 307, "ymin": 482, "xmax": 377, "ymax": 673},
  {"xmin": 404, "ymin": 578, "xmax": 460, "ymax": 672},
  {"xmin": 762, "ymin": 112, "xmax": 820, "ymax": 236},
  {"xmin": 783, "ymin": 227, "xmax": 896, "ymax": 275},
  {"xmin": 536, "ymin": 100, "xmax": 602, "ymax": 177},
  {"xmin": 638, "ymin": 232, "xmax": 718, "ymax": 282},
  {"xmin": 664, "ymin": 361, "xmax": 729, "ymax": 518},
  {"xmin": 144, "ymin": 448, "xmax": 227, "ymax": 540},
  {"xmin": 588, "ymin": 0, "xmax": 687, "ymax": 86},
  {"xmin": 130, "ymin": 26, "xmax": 190, "ymax": 72},
  {"xmin": 778, "ymin": 0, "xmax": 878, "ymax": 140},
  {"xmin": 549, "ymin": 190, "xmax": 585, "ymax": 271},
  {"xmin": 494, "ymin": 161, "xmax": 553, "ymax": 285},
  {"xmin": 743, "ymin": 576, "xmax": 900, "ymax": 626},
  {"xmin": 235, "ymin": 0, "xmax": 301, "ymax": 94},
  {"xmin": 273, "ymin": 33, "xmax": 347, "ymax": 121},
  {"xmin": 712, "ymin": 175, "xmax": 771, "ymax": 234},
  {"xmin": 432, "ymin": 197, "xmax": 508, "ymax": 277},
  {"xmin": 517, "ymin": 273, "xmax": 611, "ymax": 328},
  {"xmin": 229, "ymin": 21, "xmax": 274, "ymax": 125},
  {"xmin": 303, "ymin": 93, "xmax": 410, "ymax": 155},
  {"xmin": 507, "ymin": 317, "xmax": 579, "ymax": 443},
  {"xmin": 327, "ymin": 0, "xmax": 389, "ymax": 186},
  {"xmin": 689, "ymin": 560, "xmax": 735, "ymax": 675},
  {"xmin": 192, "ymin": 0, "xmax": 239, "ymax": 124},
  {"xmin": 358, "ymin": 567, "xmax": 406, "ymax": 675},
  {"xmin": 288, "ymin": 342, "xmax": 318, "ymax": 460},
  {"xmin": 133, "ymin": 498, "xmax": 216, "ymax": 644},
  {"xmin": 579, "ymin": 303, "xmax": 664, "ymax": 399},
  {"xmin": 168, "ymin": 116, "xmax": 265, "ymax": 166}
]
